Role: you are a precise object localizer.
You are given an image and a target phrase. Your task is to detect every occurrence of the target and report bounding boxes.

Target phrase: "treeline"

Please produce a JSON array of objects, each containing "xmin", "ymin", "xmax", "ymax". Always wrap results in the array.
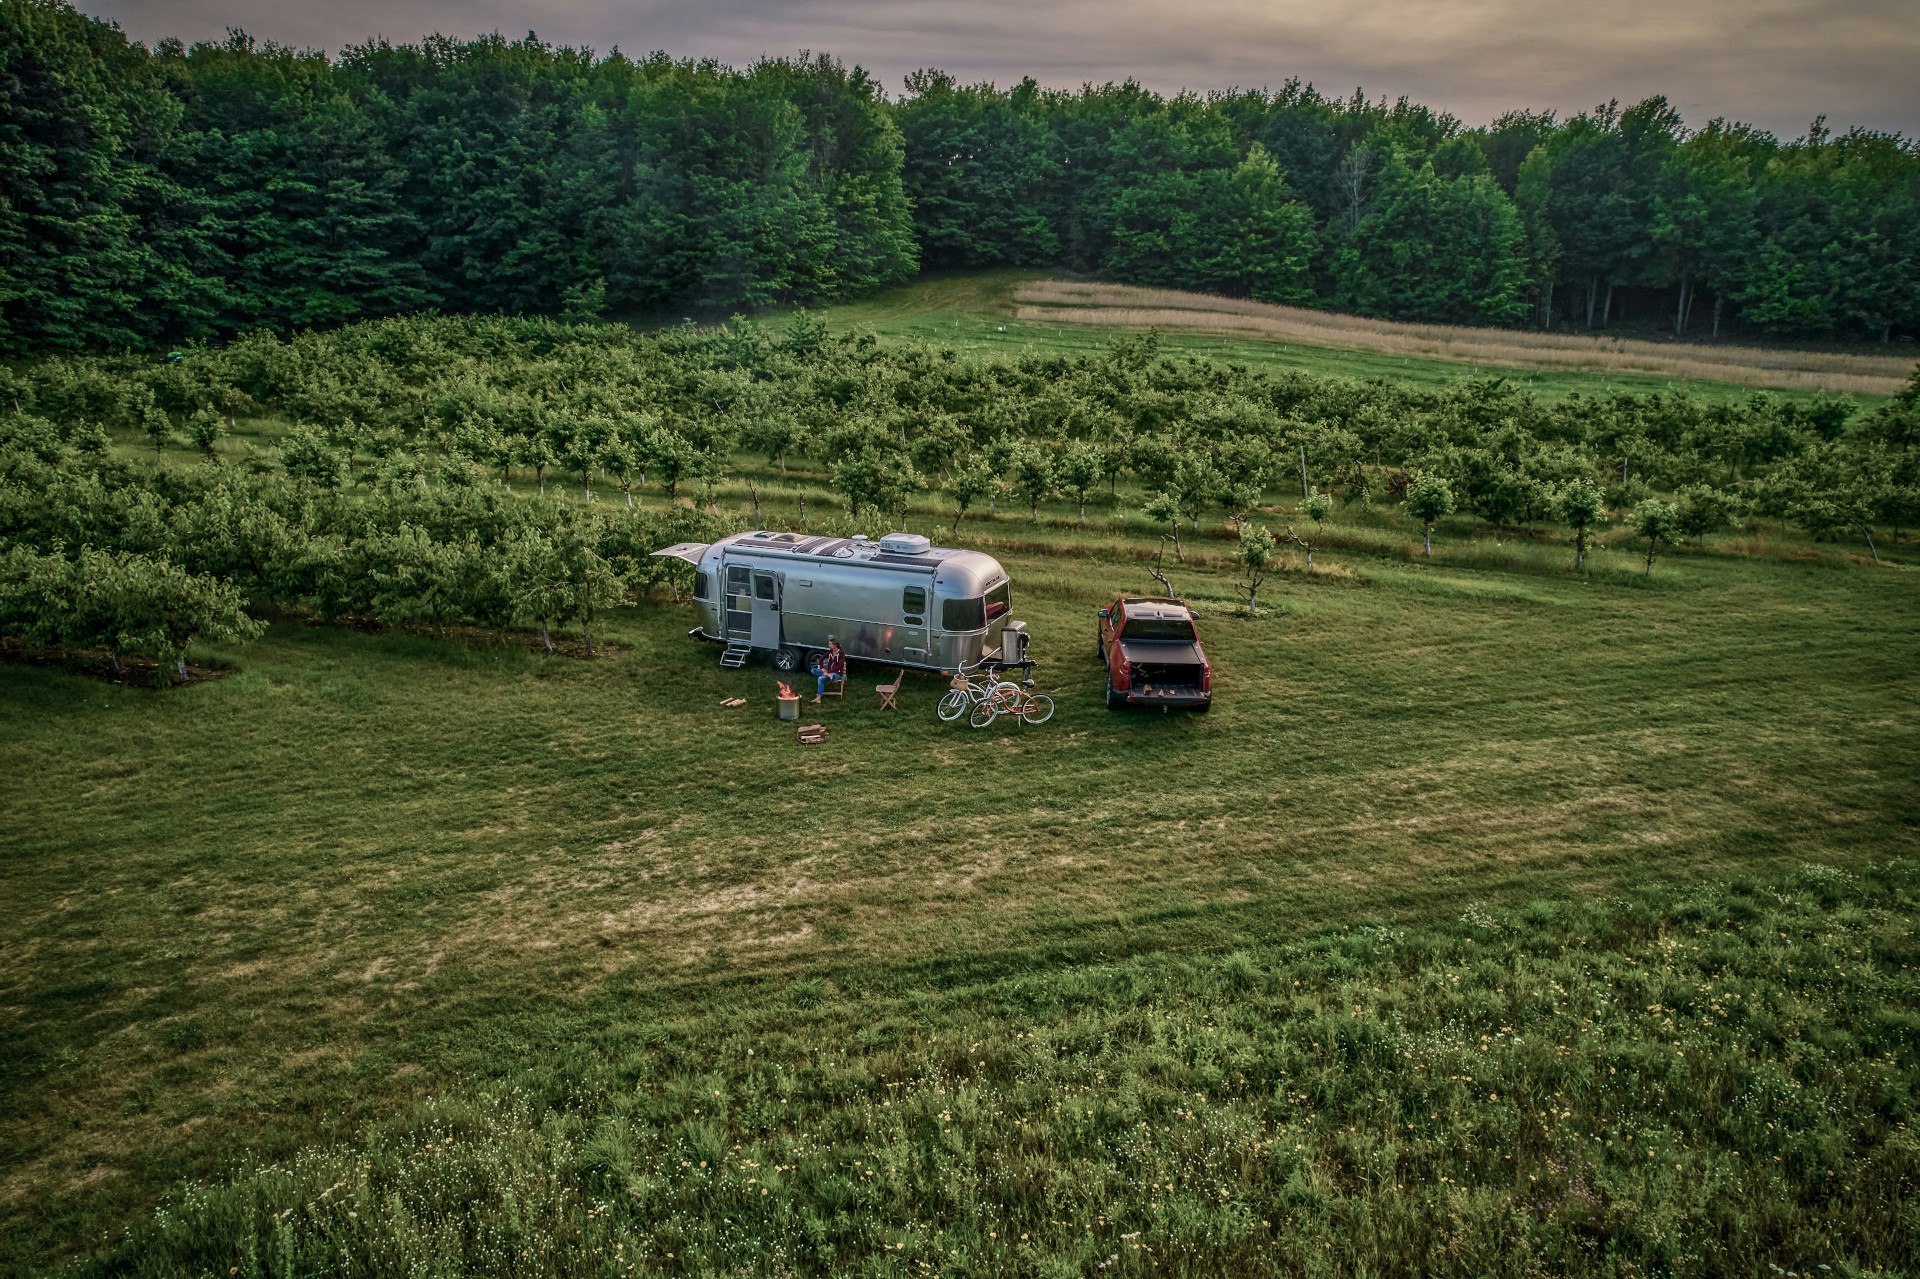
[
  {"xmin": 901, "ymin": 78, "xmax": 1920, "ymax": 339},
  {"xmin": 1, "ymin": 1, "xmax": 913, "ymax": 350},
  {"xmin": 3, "ymin": 314, "xmax": 1915, "ymax": 679},
  {"xmin": 6, "ymin": 0, "xmax": 1918, "ymax": 353}
]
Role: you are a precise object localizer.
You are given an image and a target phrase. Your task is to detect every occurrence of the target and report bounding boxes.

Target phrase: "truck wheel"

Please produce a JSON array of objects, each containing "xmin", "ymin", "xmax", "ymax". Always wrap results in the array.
[
  {"xmin": 772, "ymin": 646, "xmax": 803, "ymax": 673},
  {"xmin": 1106, "ymin": 689, "xmax": 1126, "ymax": 711},
  {"xmin": 1193, "ymin": 700, "xmax": 1211, "ymax": 714}
]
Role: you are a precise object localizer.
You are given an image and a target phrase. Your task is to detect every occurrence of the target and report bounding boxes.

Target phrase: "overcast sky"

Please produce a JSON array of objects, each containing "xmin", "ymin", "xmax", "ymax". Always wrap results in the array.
[{"xmin": 82, "ymin": 0, "xmax": 1920, "ymax": 138}]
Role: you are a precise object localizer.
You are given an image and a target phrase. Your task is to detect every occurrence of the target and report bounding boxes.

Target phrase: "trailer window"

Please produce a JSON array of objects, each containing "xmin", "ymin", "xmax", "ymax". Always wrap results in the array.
[
  {"xmin": 693, "ymin": 571, "xmax": 710, "ymax": 601},
  {"xmin": 984, "ymin": 581, "xmax": 1010, "ymax": 622},
  {"xmin": 942, "ymin": 597, "xmax": 985, "ymax": 631},
  {"xmin": 754, "ymin": 575, "xmax": 777, "ymax": 601},
  {"xmin": 902, "ymin": 586, "xmax": 927, "ymax": 621}
]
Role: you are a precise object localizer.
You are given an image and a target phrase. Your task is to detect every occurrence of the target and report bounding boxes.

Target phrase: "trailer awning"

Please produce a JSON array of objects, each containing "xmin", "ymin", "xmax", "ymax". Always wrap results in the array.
[{"xmin": 651, "ymin": 542, "xmax": 709, "ymax": 566}]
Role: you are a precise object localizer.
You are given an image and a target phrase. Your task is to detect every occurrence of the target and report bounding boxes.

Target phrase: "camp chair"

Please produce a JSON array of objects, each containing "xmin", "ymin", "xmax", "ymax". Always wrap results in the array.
[
  {"xmin": 810, "ymin": 656, "xmax": 845, "ymax": 701},
  {"xmin": 876, "ymin": 670, "xmax": 903, "ymax": 711}
]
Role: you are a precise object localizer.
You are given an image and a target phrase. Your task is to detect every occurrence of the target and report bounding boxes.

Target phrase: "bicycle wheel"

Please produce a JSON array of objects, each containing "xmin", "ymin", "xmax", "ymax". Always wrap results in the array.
[
  {"xmin": 937, "ymin": 688, "xmax": 972, "ymax": 722},
  {"xmin": 1018, "ymin": 693, "xmax": 1055, "ymax": 725},
  {"xmin": 968, "ymin": 698, "xmax": 1000, "ymax": 728}
]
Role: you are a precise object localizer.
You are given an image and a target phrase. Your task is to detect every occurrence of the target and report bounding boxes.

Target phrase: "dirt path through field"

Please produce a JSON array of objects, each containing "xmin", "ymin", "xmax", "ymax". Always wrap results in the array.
[{"xmin": 1014, "ymin": 280, "xmax": 1914, "ymax": 396}]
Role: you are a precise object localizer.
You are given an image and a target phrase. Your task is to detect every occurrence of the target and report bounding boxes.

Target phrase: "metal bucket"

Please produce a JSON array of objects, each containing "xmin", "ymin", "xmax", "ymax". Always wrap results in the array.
[{"xmin": 777, "ymin": 694, "xmax": 800, "ymax": 721}]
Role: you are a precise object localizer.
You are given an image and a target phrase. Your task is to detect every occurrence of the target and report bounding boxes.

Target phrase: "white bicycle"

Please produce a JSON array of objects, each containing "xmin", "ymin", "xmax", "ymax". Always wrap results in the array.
[{"xmin": 936, "ymin": 662, "xmax": 1022, "ymax": 723}]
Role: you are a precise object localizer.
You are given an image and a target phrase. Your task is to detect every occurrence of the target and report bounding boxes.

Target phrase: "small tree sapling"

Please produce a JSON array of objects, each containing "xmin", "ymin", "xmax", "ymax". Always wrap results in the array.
[
  {"xmin": 1144, "ymin": 489, "xmax": 1183, "ymax": 561},
  {"xmin": 1557, "ymin": 477, "xmax": 1606, "ymax": 570},
  {"xmin": 945, "ymin": 454, "xmax": 995, "ymax": 534},
  {"xmin": 1404, "ymin": 473, "xmax": 1456, "ymax": 559},
  {"xmin": 1631, "ymin": 498, "xmax": 1679, "ymax": 576},
  {"xmin": 1236, "ymin": 523, "xmax": 1276, "ymax": 615}
]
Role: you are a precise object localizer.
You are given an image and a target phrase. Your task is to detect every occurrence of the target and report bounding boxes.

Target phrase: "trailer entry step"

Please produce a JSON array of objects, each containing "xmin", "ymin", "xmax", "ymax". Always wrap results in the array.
[{"xmin": 719, "ymin": 647, "xmax": 752, "ymax": 668}]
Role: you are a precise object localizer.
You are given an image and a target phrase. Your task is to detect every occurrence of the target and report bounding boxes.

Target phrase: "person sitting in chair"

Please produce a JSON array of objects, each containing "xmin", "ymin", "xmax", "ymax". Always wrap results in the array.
[{"xmin": 812, "ymin": 639, "xmax": 846, "ymax": 702}]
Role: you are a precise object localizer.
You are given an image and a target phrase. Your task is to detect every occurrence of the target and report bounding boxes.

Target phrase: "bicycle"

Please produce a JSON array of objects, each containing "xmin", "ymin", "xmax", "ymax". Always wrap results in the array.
[
  {"xmin": 936, "ymin": 661, "xmax": 1020, "ymax": 723},
  {"xmin": 968, "ymin": 681, "xmax": 1055, "ymax": 728}
]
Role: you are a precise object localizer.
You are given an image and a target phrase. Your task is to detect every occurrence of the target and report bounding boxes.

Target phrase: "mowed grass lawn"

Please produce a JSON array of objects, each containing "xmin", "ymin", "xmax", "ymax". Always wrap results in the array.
[{"xmin": 2, "ymin": 492, "xmax": 1918, "ymax": 1269}]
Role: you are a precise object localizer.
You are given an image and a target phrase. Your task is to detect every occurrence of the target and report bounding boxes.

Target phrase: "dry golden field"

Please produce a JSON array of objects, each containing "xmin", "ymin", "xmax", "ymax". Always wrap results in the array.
[{"xmin": 1013, "ymin": 280, "xmax": 1915, "ymax": 396}]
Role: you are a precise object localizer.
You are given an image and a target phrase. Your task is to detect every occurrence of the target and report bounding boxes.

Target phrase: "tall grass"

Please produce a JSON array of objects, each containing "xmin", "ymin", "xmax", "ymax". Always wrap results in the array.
[
  {"xmin": 1013, "ymin": 281, "xmax": 1915, "ymax": 396},
  {"xmin": 85, "ymin": 862, "xmax": 1920, "ymax": 1277}
]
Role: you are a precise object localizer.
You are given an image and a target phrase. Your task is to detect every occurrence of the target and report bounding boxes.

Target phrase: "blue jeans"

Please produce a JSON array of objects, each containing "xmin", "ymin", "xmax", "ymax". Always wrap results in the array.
[{"xmin": 816, "ymin": 671, "xmax": 843, "ymax": 696}]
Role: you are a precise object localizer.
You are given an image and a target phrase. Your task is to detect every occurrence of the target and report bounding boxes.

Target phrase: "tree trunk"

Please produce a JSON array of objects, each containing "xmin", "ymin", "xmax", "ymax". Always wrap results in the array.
[
  {"xmin": 1171, "ymin": 529, "xmax": 1183, "ymax": 561},
  {"xmin": 1299, "ymin": 444, "xmax": 1309, "ymax": 497},
  {"xmin": 1711, "ymin": 295, "xmax": 1723, "ymax": 338},
  {"xmin": 1644, "ymin": 540, "xmax": 1656, "ymax": 575},
  {"xmin": 541, "ymin": 620, "xmax": 553, "ymax": 654},
  {"xmin": 951, "ymin": 509, "xmax": 962, "ymax": 535},
  {"xmin": 1078, "ymin": 497, "xmax": 1086, "ymax": 523},
  {"xmin": 1305, "ymin": 547, "xmax": 1314, "ymax": 571},
  {"xmin": 1586, "ymin": 275, "xmax": 1599, "ymax": 329},
  {"xmin": 583, "ymin": 614, "xmax": 593, "ymax": 658},
  {"xmin": 798, "ymin": 494, "xmax": 807, "ymax": 522},
  {"xmin": 1541, "ymin": 278, "xmax": 1555, "ymax": 330},
  {"xmin": 1603, "ymin": 282, "xmax": 1615, "ymax": 327},
  {"xmin": 778, "ymin": 450, "xmax": 786, "ymax": 474},
  {"xmin": 1030, "ymin": 497, "xmax": 1039, "ymax": 520},
  {"xmin": 1423, "ymin": 521, "xmax": 1433, "ymax": 558},
  {"xmin": 1246, "ymin": 586, "xmax": 1258, "ymax": 616},
  {"xmin": 1862, "ymin": 525, "xmax": 1879, "ymax": 564},
  {"xmin": 1674, "ymin": 276, "xmax": 1689, "ymax": 337},
  {"xmin": 1575, "ymin": 524, "xmax": 1587, "ymax": 570},
  {"xmin": 176, "ymin": 656, "xmax": 187, "ymax": 680}
]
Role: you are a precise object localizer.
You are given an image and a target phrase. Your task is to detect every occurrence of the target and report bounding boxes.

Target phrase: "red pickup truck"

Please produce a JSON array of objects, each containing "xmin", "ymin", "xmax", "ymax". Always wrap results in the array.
[{"xmin": 1097, "ymin": 597, "xmax": 1213, "ymax": 712}]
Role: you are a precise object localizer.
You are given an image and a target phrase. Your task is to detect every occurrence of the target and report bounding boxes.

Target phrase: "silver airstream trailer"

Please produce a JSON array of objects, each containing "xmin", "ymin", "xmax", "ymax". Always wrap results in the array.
[{"xmin": 653, "ymin": 531, "xmax": 1028, "ymax": 675}]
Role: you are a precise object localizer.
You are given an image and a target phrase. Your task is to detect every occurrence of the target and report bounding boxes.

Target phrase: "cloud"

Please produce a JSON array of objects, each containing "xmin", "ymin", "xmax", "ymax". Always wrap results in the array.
[{"xmin": 81, "ymin": 0, "xmax": 1920, "ymax": 136}]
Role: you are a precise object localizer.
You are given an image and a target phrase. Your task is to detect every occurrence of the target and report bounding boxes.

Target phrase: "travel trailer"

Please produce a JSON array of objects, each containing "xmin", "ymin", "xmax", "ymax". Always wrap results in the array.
[{"xmin": 653, "ymin": 531, "xmax": 1030, "ymax": 674}]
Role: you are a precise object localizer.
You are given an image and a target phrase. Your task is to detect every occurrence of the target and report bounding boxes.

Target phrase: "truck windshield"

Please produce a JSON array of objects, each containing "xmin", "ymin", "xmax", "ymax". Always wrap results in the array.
[{"xmin": 1123, "ymin": 617, "xmax": 1195, "ymax": 642}]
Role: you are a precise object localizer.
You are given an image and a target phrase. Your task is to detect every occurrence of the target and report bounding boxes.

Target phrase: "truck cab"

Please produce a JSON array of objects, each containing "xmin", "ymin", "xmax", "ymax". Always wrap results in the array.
[{"xmin": 1097, "ymin": 597, "xmax": 1212, "ymax": 712}]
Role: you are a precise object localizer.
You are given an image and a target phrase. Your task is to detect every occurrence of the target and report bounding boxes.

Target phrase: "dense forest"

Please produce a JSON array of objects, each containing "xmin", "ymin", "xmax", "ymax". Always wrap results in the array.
[{"xmin": 3, "ymin": 0, "xmax": 1917, "ymax": 353}]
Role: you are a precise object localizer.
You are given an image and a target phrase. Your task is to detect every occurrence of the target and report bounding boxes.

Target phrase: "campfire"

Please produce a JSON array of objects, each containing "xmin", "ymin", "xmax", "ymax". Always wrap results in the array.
[
  {"xmin": 776, "ymin": 680, "xmax": 800, "ymax": 720},
  {"xmin": 777, "ymin": 680, "xmax": 796, "ymax": 700}
]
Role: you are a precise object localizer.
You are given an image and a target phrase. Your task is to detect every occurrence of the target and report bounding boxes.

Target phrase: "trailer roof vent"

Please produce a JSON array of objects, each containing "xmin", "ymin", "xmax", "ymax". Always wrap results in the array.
[{"xmin": 879, "ymin": 533, "xmax": 931, "ymax": 555}]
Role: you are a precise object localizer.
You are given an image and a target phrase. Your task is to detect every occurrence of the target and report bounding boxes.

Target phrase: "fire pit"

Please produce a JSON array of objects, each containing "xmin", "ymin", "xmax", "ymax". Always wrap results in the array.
[{"xmin": 776, "ymin": 680, "xmax": 800, "ymax": 720}]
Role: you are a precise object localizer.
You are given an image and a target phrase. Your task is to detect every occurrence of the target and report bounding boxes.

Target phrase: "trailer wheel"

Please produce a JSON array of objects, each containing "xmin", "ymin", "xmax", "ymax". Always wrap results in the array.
[{"xmin": 771, "ymin": 646, "xmax": 804, "ymax": 673}]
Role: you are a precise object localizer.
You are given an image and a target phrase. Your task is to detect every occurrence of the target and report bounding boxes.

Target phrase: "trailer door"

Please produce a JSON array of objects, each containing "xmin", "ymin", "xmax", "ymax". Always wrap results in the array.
[
  {"xmin": 750, "ymin": 569, "xmax": 783, "ymax": 651},
  {"xmin": 724, "ymin": 563, "xmax": 753, "ymax": 645}
]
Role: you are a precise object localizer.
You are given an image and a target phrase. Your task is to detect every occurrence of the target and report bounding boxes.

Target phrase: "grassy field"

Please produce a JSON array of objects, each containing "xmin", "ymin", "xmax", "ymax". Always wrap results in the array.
[
  {"xmin": 3, "ymin": 447, "xmax": 1919, "ymax": 1272},
  {"xmin": 802, "ymin": 272, "xmax": 1907, "ymax": 405}
]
